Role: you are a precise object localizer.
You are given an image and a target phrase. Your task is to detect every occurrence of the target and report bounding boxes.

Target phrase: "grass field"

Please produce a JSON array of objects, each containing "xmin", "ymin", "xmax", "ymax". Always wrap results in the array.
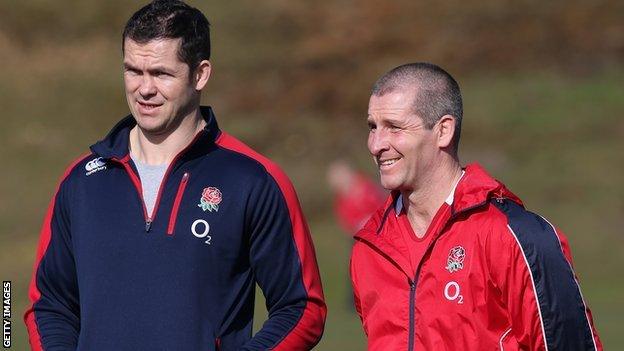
[{"xmin": 1, "ymin": 1, "xmax": 623, "ymax": 349}]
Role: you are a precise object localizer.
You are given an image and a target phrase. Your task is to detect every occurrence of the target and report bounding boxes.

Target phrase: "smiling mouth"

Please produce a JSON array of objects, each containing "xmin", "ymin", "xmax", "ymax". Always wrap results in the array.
[
  {"xmin": 137, "ymin": 101, "xmax": 163, "ymax": 110},
  {"xmin": 378, "ymin": 157, "xmax": 400, "ymax": 167}
]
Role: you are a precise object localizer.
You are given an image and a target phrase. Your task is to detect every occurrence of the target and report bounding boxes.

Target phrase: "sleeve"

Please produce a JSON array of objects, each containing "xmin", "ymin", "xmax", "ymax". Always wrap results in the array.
[
  {"xmin": 241, "ymin": 171, "xmax": 326, "ymax": 351},
  {"xmin": 491, "ymin": 202, "xmax": 602, "ymax": 350},
  {"xmin": 349, "ymin": 250, "xmax": 367, "ymax": 335},
  {"xmin": 24, "ymin": 177, "xmax": 81, "ymax": 351}
]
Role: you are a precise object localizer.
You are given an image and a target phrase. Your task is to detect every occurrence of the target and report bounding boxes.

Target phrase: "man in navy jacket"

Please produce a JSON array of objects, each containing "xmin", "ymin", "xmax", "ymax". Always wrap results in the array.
[{"xmin": 24, "ymin": 1, "xmax": 326, "ymax": 350}]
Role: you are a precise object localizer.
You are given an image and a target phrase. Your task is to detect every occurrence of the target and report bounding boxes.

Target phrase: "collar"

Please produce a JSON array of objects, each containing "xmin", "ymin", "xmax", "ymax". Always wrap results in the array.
[
  {"xmin": 90, "ymin": 106, "xmax": 221, "ymax": 160},
  {"xmin": 392, "ymin": 164, "xmax": 522, "ymax": 217},
  {"xmin": 394, "ymin": 170, "xmax": 465, "ymax": 216},
  {"xmin": 450, "ymin": 163, "xmax": 523, "ymax": 214}
]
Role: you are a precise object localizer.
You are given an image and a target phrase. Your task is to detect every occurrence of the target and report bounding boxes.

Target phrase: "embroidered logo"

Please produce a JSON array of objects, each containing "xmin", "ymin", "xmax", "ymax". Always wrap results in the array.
[
  {"xmin": 446, "ymin": 246, "xmax": 466, "ymax": 273},
  {"xmin": 198, "ymin": 187, "xmax": 222, "ymax": 212},
  {"xmin": 85, "ymin": 157, "xmax": 107, "ymax": 176}
]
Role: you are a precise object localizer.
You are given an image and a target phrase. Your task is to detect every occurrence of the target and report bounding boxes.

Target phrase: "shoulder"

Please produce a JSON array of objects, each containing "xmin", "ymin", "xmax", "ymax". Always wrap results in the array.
[
  {"xmin": 42, "ymin": 152, "xmax": 95, "ymax": 211},
  {"xmin": 489, "ymin": 199, "xmax": 560, "ymax": 243},
  {"xmin": 358, "ymin": 203, "xmax": 389, "ymax": 234},
  {"xmin": 213, "ymin": 131, "xmax": 296, "ymax": 192},
  {"xmin": 56, "ymin": 153, "xmax": 98, "ymax": 188},
  {"xmin": 352, "ymin": 196, "xmax": 394, "ymax": 256},
  {"xmin": 485, "ymin": 199, "xmax": 570, "ymax": 267}
]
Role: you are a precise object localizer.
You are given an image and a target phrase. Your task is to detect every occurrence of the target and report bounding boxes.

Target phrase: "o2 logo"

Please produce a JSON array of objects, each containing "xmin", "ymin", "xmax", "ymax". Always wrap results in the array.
[
  {"xmin": 444, "ymin": 281, "xmax": 463, "ymax": 304},
  {"xmin": 191, "ymin": 219, "xmax": 212, "ymax": 245}
]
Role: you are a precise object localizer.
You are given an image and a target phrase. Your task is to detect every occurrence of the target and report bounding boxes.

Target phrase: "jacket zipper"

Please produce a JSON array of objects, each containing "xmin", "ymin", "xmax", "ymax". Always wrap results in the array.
[
  {"xmin": 114, "ymin": 157, "xmax": 151, "ymax": 229},
  {"xmin": 406, "ymin": 199, "xmax": 491, "ymax": 350},
  {"xmin": 111, "ymin": 130, "xmax": 205, "ymax": 233},
  {"xmin": 408, "ymin": 279, "xmax": 416, "ymax": 351},
  {"xmin": 167, "ymin": 172, "xmax": 189, "ymax": 235}
]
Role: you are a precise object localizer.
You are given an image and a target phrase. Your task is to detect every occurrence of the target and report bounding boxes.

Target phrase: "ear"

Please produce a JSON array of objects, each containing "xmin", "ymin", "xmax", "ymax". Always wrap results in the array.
[
  {"xmin": 436, "ymin": 114, "xmax": 456, "ymax": 149},
  {"xmin": 193, "ymin": 60, "xmax": 211, "ymax": 90}
]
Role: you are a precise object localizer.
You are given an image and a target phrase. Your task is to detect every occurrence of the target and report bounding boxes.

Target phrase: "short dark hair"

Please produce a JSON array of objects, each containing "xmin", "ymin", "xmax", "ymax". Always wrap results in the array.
[
  {"xmin": 122, "ymin": 0, "xmax": 211, "ymax": 72},
  {"xmin": 372, "ymin": 63, "xmax": 463, "ymax": 152}
]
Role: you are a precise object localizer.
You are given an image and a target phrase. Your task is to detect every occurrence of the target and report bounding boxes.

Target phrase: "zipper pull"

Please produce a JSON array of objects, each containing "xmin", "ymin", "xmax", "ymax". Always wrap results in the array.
[{"xmin": 145, "ymin": 220, "xmax": 152, "ymax": 232}]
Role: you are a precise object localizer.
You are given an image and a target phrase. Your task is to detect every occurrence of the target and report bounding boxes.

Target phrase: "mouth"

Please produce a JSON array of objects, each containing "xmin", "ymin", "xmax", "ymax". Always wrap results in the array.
[
  {"xmin": 137, "ymin": 101, "xmax": 163, "ymax": 113},
  {"xmin": 377, "ymin": 157, "xmax": 401, "ymax": 169}
]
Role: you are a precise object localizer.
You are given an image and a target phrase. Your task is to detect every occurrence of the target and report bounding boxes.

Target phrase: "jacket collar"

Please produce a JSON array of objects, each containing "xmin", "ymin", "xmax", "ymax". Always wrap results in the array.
[
  {"xmin": 395, "ymin": 170, "xmax": 465, "ymax": 215},
  {"xmin": 358, "ymin": 162, "xmax": 524, "ymax": 242},
  {"xmin": 449, "ymin": 163, "xmax": 523, "ymax": 215},
  {"xmin": 390, "ymin": 163, "xmax": 522, "ymax": 219},
  {"xmin": 90, "ymin": 106, "xmax": 221, "ymax": 160}
]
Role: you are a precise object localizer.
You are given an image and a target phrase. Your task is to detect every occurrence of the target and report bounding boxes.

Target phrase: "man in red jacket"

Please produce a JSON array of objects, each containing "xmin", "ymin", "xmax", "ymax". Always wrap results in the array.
[{"xmin": 350, "ymin": 62, "xmax": 602, "ymax": 350}]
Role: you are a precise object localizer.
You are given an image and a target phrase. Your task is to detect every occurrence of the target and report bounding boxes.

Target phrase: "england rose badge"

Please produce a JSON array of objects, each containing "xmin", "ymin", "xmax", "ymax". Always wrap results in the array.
[
  {"xmin": 446, "ymin": 246, "xmax": 466, "ymax": 273},
  {"xmin": 198, "ymin": 187, "xmax": 222, "ymax": 212}
]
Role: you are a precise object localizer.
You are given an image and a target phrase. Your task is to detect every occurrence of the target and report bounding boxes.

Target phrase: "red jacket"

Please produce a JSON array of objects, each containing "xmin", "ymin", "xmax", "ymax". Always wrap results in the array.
[{"xmin": 350, "ymin": 164, "xmax": 602, "ymax": 350}]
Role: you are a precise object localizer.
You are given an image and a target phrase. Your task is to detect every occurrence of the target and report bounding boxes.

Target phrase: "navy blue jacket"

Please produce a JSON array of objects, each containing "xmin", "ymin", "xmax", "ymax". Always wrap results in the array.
[{"xmin": 25, "ymin": 107, "xmax": 326, "ymax": 350}]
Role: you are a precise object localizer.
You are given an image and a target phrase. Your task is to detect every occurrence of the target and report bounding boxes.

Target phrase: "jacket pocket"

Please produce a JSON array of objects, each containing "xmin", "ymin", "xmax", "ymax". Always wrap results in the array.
[{"xmin": 167, "ymin": 172, "xmax": 189, "ymax": 235}]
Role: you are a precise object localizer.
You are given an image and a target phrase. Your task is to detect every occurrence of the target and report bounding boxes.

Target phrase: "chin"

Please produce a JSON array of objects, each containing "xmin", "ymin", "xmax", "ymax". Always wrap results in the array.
[
  {"xmin": 135, "ymin": 118, "xmax": 167, "ymax": 134},
  {"xmin": 380, "ymin": 178, "xmax": 400, "ymax": 191}
]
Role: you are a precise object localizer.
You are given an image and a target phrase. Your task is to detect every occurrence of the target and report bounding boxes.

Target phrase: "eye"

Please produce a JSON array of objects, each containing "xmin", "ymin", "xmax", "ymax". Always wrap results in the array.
[
  {"xmin": 154, "ymin": 70, "xmax": 174, "ymax": 78},
  {"xmin": 367, "ymin": 121, "xmax": 377, "ymax": 131},
  {"xmin": 389, "ymin": 124, "xmax": 401, "ymax": 132},
  {"xmin": 125, "ymin": 68, "xmax": 141, "ymax": 76}
]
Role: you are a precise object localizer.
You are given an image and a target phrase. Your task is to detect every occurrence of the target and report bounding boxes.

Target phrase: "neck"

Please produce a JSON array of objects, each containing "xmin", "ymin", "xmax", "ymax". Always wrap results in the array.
[
  {"xmin": 402, "ymin": 158, "xmax": 462, "ymax": 237},
  {"xmin": 130, "ymin": 108, "xmax": 205, "ymax": 166}
]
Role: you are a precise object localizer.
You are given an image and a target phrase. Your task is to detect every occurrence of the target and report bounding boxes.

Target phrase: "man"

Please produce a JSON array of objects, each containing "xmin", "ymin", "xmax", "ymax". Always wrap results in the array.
[
  {"xmin": 24, "ymin": 1, "xmax": 326, "ymax": 350},
  {"xmin": 350, "ymin": 63, "xmax": 602, "ymax": 350}
]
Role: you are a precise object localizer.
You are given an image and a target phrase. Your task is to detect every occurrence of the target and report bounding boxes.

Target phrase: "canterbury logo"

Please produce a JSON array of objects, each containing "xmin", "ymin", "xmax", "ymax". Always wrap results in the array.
[{"xmin": 85, "ymin": 157, "xmax": 107, "ymax": 175}]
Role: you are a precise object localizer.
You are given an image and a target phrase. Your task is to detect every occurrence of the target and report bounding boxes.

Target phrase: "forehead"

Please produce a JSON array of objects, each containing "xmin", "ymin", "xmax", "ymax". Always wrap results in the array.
[
  {"xmin": 368, "ymin": 90, "xmax": 417, "ymax": 119},
  {"xmin": 123, "ymin": 38, "xmax": 183, "ymax": 64}
]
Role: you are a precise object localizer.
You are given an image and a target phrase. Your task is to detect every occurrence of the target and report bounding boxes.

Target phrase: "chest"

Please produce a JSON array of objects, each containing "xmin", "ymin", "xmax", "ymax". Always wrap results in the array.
[
  {"xmin": 68, "ymin": 165, "xmax": 252, "ymax": 273},
  {"xmin": 356, "ymin": 222, "xmax": 509, "ymax": 336}
]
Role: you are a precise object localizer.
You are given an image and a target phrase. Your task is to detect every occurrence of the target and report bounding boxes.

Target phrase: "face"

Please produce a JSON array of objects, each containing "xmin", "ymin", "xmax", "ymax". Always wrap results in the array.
[
  {"xmin": 123, "ymin": 38, "xmax": 209, "ymax": 136},
  {"xmin": 367, "ymin": 89, "xmax": 439, "ymax": 192}
]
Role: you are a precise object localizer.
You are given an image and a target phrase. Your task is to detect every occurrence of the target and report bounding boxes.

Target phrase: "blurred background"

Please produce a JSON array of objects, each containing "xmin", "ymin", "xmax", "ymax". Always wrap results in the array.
[{"xmin": 1, "ymin": 0, "xmax": 623, "ymax": 349}]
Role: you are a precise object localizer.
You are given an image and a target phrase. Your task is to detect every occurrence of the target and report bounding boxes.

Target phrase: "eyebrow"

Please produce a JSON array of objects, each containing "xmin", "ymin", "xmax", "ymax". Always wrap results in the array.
[
  {"xmin": 123, "ymin": 62, "xmax": 175, "ymax": 74},
  {"xmin": 123, "ymin": 61, "xmax": 138, "ymax": 70},
  {"xmin": 368, "ymin": 115, "xmax": 406, "ymax": 125}
]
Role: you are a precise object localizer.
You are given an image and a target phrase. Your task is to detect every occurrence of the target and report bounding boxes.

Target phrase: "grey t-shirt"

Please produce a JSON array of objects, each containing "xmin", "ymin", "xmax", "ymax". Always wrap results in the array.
[{"xmin": 132, "ymin": 156, "xmax": 168, "ymax": 218}]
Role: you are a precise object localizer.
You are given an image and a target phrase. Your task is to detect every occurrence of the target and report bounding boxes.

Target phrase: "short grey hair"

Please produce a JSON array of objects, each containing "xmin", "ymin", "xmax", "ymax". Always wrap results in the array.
[{"xmin": 371, "ymin": 62, "xmax": 463, "ymax": 152}]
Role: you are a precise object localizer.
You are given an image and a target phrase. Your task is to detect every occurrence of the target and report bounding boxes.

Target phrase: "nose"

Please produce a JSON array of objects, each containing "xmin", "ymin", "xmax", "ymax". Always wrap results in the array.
[
  {"xmin": 139, "ymin": 75, "xmax": 157, "ymax": 98},
  {"xmin": 368, "ymin": 128, "xmax": 389, "ymax": 156}
]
